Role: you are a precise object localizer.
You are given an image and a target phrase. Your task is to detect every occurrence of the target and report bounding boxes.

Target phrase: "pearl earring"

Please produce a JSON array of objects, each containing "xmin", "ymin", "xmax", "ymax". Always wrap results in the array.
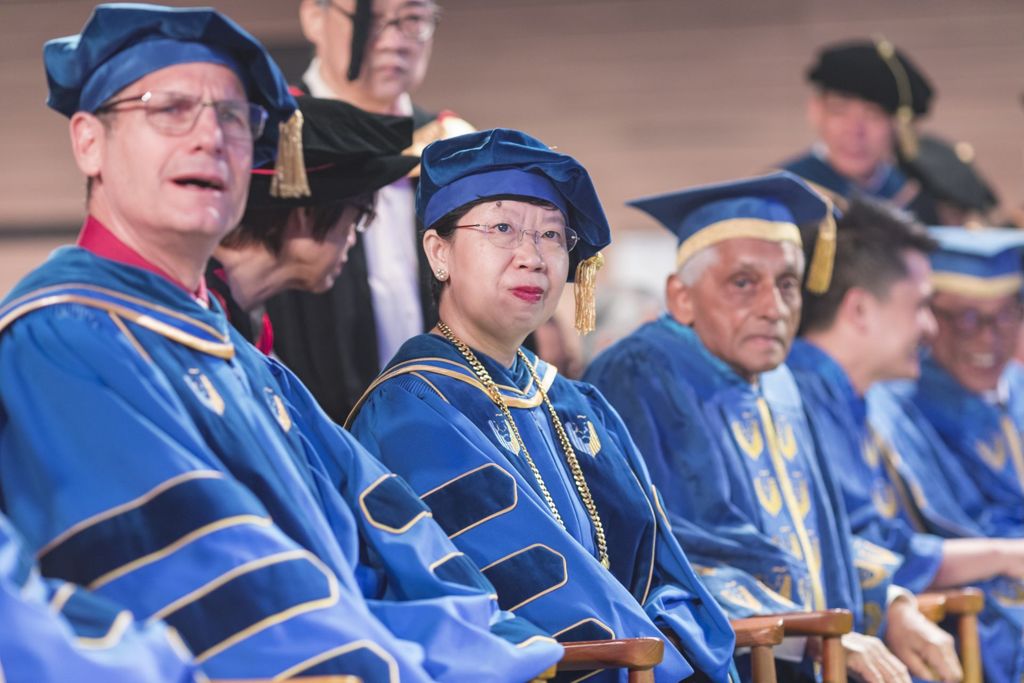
[{"xmin": 435, "ymin": 268, "xmax": 449, "ymax": 281}]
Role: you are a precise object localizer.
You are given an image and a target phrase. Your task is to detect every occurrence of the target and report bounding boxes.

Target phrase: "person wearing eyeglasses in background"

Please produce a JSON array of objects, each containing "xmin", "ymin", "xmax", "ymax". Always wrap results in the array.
[
  {"xmin": 266, "ymin": 0, "xmax": 475, "ymax": 423},
  {"xmin": 207, "ymin": 95, "xmax": 419, "ymax": 352},
  {"xmin": 904, "ymin": 228, "xmax": 1024, "ymax": 538},
  {"xmin": 789, "ymin": 203, "xmax": 1024, "ymax": 682}
]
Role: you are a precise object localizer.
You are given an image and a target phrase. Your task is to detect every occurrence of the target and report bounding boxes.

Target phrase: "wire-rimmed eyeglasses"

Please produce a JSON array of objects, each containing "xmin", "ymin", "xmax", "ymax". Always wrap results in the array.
[
  {"xmin": 328, "ymin": 1, "xmax": 439, "ymax": 42},
  {"xmin": 95, "ymin": 90, "xmax": 268, "ymax": 142},
  {"xmin": 453, "ymin": 222, "xmax": 579, "ymax": 254},
  {"xmin": 932, "ymin": 301, "xmax": 1024, "ymax": 336}
]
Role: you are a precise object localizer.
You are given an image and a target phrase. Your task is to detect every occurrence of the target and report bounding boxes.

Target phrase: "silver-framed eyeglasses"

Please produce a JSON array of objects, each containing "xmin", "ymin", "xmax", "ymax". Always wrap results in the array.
[
  {"xmin": 328, "ymin": 1, "xmax": 439, "ymax": 42},
  {"xmin": 453, "ymin": 222, "xmax": 579, "ymax": 254},
  {"xmin": 95, "ymin": 90, "xmax": 268, "ymax": 142},
  {"xmin": 932, "ymin": 301, "xmax": 1024, "ymax": 336}
]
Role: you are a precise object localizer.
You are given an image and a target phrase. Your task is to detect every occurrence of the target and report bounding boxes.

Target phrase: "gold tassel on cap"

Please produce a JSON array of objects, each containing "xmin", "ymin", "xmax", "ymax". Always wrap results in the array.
[
  {"xmin": 574, "ymin": 252, "xmax": 604, "ymax": 335},
  {"xmin": 895, "ymin": 107, "xmax": 918, "ymax": 161},
  {"xmin": 806, "ymin": 201, "xmax": 837, "ymax": 295},
  {"xmin": 270, "ymin": 110, "xmax": 310, "ymax": 199},
  {"xmin": 874, "ymin": 36, "xmax": 919, "ymax": 161}
]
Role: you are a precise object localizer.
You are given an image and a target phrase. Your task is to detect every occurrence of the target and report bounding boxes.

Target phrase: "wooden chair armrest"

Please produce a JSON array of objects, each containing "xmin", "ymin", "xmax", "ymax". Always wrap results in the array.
[
  {"xmin": 213, "ymin": 678, "xmax": 361, "ymax": 683},
  {"xmin": 556, "ymin": 637, "xmax": 664, "ymax": 672},
  {"xmin": 915, "ymin": 592, "xmax": 948, "ymax": 623},
  {"xmin": 773, "ymin": 609, "xmax": 853, "ymax": 637},
  {"xmin": 933, "ymin": 587, "xmax": 985, "ymax": 615},
  {"xmin": 731, "ymin": 617, "xmax": 785, "ymax": 648}
]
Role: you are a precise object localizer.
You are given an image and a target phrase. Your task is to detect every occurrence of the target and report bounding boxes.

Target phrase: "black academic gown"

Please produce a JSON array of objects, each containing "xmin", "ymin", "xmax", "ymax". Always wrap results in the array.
[{"xmin": 265, "ymin": 102, "xmax": 438, "ymax": 424}]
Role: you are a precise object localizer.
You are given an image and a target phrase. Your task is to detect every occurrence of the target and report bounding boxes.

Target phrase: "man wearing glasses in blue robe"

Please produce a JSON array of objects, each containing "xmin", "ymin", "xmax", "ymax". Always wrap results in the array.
[{"xmin": 0, "ymin": 5, "xmax": 560, "ymax": 681}]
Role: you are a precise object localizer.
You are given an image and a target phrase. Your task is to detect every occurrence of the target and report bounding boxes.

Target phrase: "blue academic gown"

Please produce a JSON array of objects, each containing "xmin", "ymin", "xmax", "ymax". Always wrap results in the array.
[
  {"xmin": 0, "ymin": 511, "xmax": 199, "ymax": 682},
  {"xmin": 349, "ymin": 333, "xmax": 738, "ymax": 683},
  {"xmin": 0, "ymin": 246, "xmax": 561, "ymax": 682},
  {"xmin": 586, "ymin": 317, "xmax": 896, "ymax": 675},
  {"xmin": 788, "ymin": 340, "xmax": 946, "ymax": 595},
  {"xmin": 778, "ymin": 152, "xmax": 917, "ymax": 208},
  {"xmin": 910, "ymin": 356, "xmax": 1024, "ymax": 537},
  {"xmin": 866, "ymin": 380, "xmax": 1024, "ymax": 682}
]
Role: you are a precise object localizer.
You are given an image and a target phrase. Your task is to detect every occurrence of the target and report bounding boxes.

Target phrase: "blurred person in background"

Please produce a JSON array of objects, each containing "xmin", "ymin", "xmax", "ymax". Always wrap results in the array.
[
  {"xmin": 781, "ymin": 38, "xmax": 938, "ymax": 222},
  {"xmin": 899, "ymin": 133, "xmax": 999, "ymax": 227},
  {"xmin": 908, "ymin": 228, "xmax": 1024, "ymax": 537},
  {"xmin": 209, "ymin": 95, "xmax": 417, "ymax": 350},
  {"xmin": 268, "ymin": 0, "xmax": 474, "ymax": 422},
  {"xmin": 792, "ymin": 201, "xmax": 1024, "ymax": 682}
]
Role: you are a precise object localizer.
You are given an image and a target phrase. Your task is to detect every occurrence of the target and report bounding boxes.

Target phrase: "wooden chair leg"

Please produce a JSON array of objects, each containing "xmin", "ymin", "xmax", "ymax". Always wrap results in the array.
[
  {"xmin": 773, "ymin": 610, "xmax": 852, "ymax": 683},
  {"xmin": 957, "ymin": 611, "xmax": 983, "ymax": 683},
  {"xmin": 628, "ymin": 670, "xmax": 654, "ymax": 683},
  {"xmin": 820, "ymin": 634, "xmax": 847, "ymax": 683},
  {"xmin": 730, "ymin": 616, "xmax": 785, "ymax": 683},
  {"xmin": 750, "ymin": 644, "xmax": 777, "ymax": 683},
  {"xmin": 919, "ymin": 587, "xmax": 984, "ymax": 683}
]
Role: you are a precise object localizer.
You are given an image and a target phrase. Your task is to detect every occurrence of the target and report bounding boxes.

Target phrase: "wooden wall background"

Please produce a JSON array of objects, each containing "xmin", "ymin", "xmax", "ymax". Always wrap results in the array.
[{"xmin": 2, "ymin": 0, "xmax": 1022, "ymax": 294}]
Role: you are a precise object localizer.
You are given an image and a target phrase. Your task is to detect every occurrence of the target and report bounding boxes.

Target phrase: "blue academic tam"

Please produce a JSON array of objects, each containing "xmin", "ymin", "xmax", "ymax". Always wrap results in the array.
[{"xmin": 929, "ymin": 226, "xmax": 1024, "ymax": 298}]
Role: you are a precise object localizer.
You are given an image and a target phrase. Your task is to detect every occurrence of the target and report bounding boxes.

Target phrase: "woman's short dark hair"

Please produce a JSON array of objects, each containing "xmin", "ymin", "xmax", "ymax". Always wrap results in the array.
[
  {"xmin": 222, "ymin": 200, "xmax": 351, "ymax": 255},
  {"xmin": 423, "ymin": 194, "xmax": 561, "ymax": 304}
]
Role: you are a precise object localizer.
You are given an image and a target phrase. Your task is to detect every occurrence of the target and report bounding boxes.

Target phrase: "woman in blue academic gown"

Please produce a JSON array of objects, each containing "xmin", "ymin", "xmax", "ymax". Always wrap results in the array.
[{"xmin": 348, "ymin": 128, "xmax": 736, "ymax": 682}]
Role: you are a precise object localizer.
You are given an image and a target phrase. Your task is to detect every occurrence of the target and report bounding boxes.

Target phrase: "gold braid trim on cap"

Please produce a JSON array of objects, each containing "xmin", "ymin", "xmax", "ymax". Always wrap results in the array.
[
  {"xmin": 930, "ymin": 272, "xmax": 1024, "ymax": 299},
  {"xmin": 270, "ymin": 110, "xmax": 311, "ymax": 198},
  {"xmin": 574, "ymin": 252, "xmax": 604, "ymax": 335},
  {"xmin": 874, "ymin": 36, "xmax": 919, "ymax": 161},
  {"xmin": 806, "ymin": 193, "xmax": 837, "ymax": 295},
  {"xmin": 675, "ymin": 219, "xmax": 802, "ymax": 269}
]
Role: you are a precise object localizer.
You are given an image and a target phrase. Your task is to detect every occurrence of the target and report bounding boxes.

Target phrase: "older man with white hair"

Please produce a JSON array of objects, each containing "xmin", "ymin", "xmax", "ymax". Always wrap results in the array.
[{"xmin": 586, "ymin": 172, "xmax": 961, "ymax": 682}]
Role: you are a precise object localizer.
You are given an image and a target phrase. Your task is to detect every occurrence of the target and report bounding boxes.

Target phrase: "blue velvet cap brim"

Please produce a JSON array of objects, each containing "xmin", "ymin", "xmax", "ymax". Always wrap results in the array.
[
  {"xmin": 416, "ymin": 128, "xmax": 611, "ymax": 282},
  {"xmin": 929, "ymin": 226, "xmax": 1024, "ymax": 279},
  {"xmin": 422, "ymin": 169, "xmax": 568, "ymax": 228},
  {"xmin": 628, "ymin": 171, "xmax": 827, "ymax": 245},
  {"xmin": 78, "ymin": 39, "xmax": 243, "ymax": 113}
]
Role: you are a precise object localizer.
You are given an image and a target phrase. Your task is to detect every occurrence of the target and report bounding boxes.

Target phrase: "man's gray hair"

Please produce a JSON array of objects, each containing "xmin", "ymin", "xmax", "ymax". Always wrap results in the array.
[
  {"xmin": 675, "ymin": 241, "xmax": 806, "ymax": 286},
  {"xmin": 676, "ymin": 244, "xmax": 721, "ymax": 286}
]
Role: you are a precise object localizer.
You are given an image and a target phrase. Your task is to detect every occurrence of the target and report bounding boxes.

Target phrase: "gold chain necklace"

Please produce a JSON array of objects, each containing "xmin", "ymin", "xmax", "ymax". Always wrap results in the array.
[{"xmin": 436, "ymin": 320, "xmax": 610, "ymax": 569}]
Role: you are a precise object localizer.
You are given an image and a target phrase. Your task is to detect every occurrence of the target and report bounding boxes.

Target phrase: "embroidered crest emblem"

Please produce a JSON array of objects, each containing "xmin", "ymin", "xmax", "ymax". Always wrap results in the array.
[
  {"xmin": 184, "ymin": 369, "xmax": 224, "ymax": 416},
  {"xmin": 754, "ymin": 469, "xmax": 783, "ymax": 517},
  {"xmin": 771, "ymin": 572, "xmax": 793, "ymax": 601},
  {"xmin": 863, "ymin": 602, "xmax": 883, "ymax": 636},
  {"xmin": 796, "ymin": 576, "xmax": 812, "ymax": 608},
  {"xmin": 732, "ymin": 419, "xmax": 764, "ymax": 460},
  {"xmin": 977, "ymin": 438, "xmax": 1007, "ymax": 471},
  {"xmin": 993, "ymin": 580, "xmax": 1024, "ymax": 607},
  {"xmin": 792, "ymin": 472, "xmax": 812, "ymax": 519},
  {"xmin": 782, "ymin": 528, "xmax": 803, "ymax": 560},
  {"xmin": 263, "ymin": 387, "xmax": 292, "ymax": 433},
  {"xmin": 720, "ymin": 581, "xmax": 763, "ymax": 612},
  {"xmin": 862, "ymin": 441, "xmax": 880, "ymax": 468},
  {"xmin": 871, "ymin": 481, "xmax": 898, "ymax": 519},
  {"xmin": 777, "ymin": 423, "xmax": 798, "ymax": 461},
  {"xmin": 566, "ymin": 416, "xmax": 602, "ymax": 457},
  {"xmin": 488, "ymin": 415, "xmax": 520, "ymax": 455}
]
